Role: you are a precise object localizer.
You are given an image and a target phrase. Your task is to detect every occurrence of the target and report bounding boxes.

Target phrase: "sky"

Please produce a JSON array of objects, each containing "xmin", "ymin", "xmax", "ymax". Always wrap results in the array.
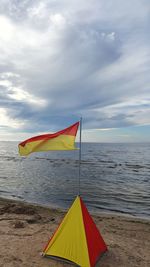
[{"xmin": 0, "ymin": 0, "xmax": 150, "ymax": 142}]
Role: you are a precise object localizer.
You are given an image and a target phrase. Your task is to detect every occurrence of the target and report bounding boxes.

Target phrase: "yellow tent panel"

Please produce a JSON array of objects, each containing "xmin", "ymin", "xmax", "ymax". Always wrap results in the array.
[{"xmin": 44, "ymin": 196, "xmax": 90, "ymax": 266}]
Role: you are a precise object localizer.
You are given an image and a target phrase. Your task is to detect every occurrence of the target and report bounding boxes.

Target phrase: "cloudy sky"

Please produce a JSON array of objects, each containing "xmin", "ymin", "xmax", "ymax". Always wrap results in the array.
[{"xmin": 0, "ymin": 0, "xmax": 150, "ymax": 142}]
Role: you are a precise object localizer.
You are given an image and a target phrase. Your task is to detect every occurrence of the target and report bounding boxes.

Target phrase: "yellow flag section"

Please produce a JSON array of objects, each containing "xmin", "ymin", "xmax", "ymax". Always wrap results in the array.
[
  {"xmin": 18, "ymin": 122, "xmax": 79, "ymax": 156},
  {"xmin": 43, "ymin": 196, "xmax": 107, "ymax": 267}
]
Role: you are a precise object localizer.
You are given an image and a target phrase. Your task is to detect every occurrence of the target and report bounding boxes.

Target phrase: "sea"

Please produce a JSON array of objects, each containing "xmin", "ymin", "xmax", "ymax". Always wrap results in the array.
[{"xmin": 0, "ymin": 141, "xmax": 149, "ymax": 219}]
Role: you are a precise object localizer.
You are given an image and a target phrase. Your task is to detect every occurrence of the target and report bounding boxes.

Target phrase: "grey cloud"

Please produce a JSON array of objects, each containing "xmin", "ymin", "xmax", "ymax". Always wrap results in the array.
[
  {"xmin": 0, "ymin": 0, "xmax": 35, "ymax": 21},
  {"xmin": 0, "ymin": 0, "xmax": 150, "ymax": 135}
]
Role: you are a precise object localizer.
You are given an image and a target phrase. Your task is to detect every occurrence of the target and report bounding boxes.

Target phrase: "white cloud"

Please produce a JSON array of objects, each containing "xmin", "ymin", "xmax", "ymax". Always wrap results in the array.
[
  {"xmin": 0, "ymin": 79, "xmax": 12, "ymax": 87},
  {"xmin": 50, "ymin": 13, "xmax": 66, "ymax": 28},
  {"xmin": 0, "ymin": 108, "xmax": 24, "ymax": 128},
  {"xmin": 27, "ymin": 2, "xmax": 47, "ymax": 19},
  {"xmin": 101, "ymin": 32, "xmax": 116, "ymax": 41},
  {"xmin": 0, "ymin": 74, "xmax": 47, "ymax": 109},
  {"xmin": 0, "ymin": 72, "xmax": 20, "ymax": 79},
  {"xmin": 8, "ymin": 86, "xmax": 47, "ymax": 107}
]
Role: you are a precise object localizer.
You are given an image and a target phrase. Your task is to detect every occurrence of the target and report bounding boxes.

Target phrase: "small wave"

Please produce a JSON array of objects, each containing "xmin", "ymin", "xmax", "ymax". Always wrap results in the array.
[
  {"xmin": 0, "ymin": 190, "xmax": 11, "ymax": 194},
  {"xmin": 125, "ymin": 163, "xmax": 146, "ymax": 169}
]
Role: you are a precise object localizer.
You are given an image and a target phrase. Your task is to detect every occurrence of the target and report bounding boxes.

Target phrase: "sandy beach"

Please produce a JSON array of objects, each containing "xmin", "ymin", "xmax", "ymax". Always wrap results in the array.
[{"xmin": 0, "ymin": 197, "xmax": 149, "ymax": 267}]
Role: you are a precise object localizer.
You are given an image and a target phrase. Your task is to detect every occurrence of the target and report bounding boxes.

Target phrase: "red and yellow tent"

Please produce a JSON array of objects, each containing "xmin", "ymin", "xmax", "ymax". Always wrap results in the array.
[{"xmin": 43, "ymin": 196, "xmax": 107, "ymax": 267}]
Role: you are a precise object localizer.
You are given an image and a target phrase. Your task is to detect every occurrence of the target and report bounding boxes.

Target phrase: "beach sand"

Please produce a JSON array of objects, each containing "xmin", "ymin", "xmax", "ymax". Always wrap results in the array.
[{"xmin": 0, "ymin": 198, "xmax": 149, "ymax": 267}]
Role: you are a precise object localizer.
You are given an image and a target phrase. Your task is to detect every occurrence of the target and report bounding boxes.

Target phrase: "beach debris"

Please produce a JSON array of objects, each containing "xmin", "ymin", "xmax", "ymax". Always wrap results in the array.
[
  {"xmin": 0, "ymin": 203, "xmax": 16, "ymax": 215},
  {"xmin": 26, "ymin": 214, "xmax": 42, "ymax": 224},
  {"xmin": 12, "ymin": 206, "xmax": 36, "ymax": 215},
  {"xmin": 13, "ymin": 220, "xmax": 25, "ymax": 228},
  {"xmin": 0, "ymin": 203, "xmax": 36, "ymax": 215}
]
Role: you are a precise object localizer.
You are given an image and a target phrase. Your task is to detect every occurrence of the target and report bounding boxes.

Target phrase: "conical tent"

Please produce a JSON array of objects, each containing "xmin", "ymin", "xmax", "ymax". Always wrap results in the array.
[{"xmin": 43, "ymin": 196, "xmax": 107, "ymax": 267}]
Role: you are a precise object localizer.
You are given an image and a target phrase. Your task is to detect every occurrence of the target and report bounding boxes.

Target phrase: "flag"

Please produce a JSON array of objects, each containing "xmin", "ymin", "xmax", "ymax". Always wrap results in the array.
[{"xmin": 18, "ymin": 122, "xmax": 79, "ymax": 156}]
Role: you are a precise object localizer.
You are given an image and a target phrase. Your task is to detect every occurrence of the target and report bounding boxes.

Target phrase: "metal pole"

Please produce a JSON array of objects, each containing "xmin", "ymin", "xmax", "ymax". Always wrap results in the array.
[{"xmin": 78, "ymin": 117, "xmax": 82, "ymax": 196}]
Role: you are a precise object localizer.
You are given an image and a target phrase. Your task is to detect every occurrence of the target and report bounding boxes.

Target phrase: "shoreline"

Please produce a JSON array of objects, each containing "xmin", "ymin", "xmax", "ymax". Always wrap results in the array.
[
  {"xmin": 0, "ymin": 197, "xmax": 150, "ymax": 267},
  {"xmin": 1, "ymin": 196, "xmax": 149, "ymax": 222}
]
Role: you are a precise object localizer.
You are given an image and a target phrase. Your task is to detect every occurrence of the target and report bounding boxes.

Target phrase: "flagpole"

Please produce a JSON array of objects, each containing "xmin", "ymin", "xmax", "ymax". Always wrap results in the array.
[{"xmin": 78, "ymin": 117, "xmax": 82, "ymax": 196}]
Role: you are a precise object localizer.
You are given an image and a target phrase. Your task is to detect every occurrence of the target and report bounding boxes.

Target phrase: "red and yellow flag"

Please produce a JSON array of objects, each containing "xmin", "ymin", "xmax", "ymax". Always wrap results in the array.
[{"xmin": 18, "ymin": 122, "xmax": 79, "ymax": 156}]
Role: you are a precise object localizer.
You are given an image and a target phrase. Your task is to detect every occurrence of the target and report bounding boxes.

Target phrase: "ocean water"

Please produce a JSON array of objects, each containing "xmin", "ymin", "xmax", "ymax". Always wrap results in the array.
[{"xmin": 0, "ymin": 141, "xmax": 149, "ymax": 219}]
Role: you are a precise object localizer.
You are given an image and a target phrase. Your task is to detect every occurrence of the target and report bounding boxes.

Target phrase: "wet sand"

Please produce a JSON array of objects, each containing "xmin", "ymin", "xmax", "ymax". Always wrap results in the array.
[{"xmin": 0, "ymin": 197, "xmax": 149, "ymax": 267}]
